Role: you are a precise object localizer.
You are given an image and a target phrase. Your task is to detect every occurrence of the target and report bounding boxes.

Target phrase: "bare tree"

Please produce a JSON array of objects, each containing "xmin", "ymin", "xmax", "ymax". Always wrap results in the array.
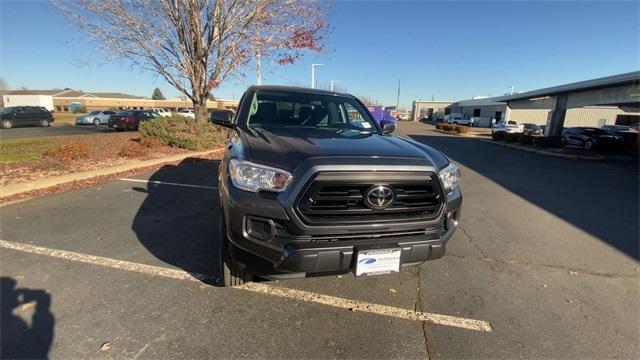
[
  {"xmin": 52, "ymin": 0, "xmax": 328, "ymax": 122},
  {"xmin": 355, "ymin": 94, "xmax": 377, "ymax": 106}
]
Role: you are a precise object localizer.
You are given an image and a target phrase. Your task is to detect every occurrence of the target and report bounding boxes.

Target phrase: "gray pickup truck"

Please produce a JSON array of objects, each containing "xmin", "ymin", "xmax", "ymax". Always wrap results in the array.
[{"xmin": 212, "ymin": 86, "xmax": 462, "ymax": 286}]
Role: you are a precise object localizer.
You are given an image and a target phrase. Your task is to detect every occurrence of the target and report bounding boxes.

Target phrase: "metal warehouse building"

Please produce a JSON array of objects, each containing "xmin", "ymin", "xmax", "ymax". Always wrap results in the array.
[{"xmin": 412, "ymin": 72, "xmax": 640, "ymax": 128}]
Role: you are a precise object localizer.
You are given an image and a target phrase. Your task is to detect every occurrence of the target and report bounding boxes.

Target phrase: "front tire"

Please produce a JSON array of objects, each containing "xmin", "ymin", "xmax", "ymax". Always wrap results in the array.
[
  {"xmin": 39, "ymin": 119, "xmax": 50, "ymax": 127},
  {"xmin": 219, "ymin": 212, "xmax": 252, "ymax": 287},
  {"xmin": 0, "ymin": 119, "xmax": 12, "ymax": 129},
  {"xmin": 93, "ymin": 118, "xmax": 100, "ymax": 126}
]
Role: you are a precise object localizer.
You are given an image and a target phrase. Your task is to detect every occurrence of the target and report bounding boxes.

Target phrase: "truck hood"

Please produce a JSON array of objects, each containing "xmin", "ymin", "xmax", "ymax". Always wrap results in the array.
[{"xmin": 238, "ymin": 126, "xmax": 445, "ymax": 172}]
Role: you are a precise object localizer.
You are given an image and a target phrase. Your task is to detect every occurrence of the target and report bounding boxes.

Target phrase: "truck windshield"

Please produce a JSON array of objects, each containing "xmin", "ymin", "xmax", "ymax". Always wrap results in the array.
[{"xmin": 245, "ymin": 91, "xmax": 378, "ymax": 132}]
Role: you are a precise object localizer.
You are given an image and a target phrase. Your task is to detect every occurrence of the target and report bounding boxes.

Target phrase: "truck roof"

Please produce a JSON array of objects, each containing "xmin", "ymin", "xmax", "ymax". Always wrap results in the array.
[{"xmin": 247, "ymin": 85, "xmax": 355, "ymax": 98}]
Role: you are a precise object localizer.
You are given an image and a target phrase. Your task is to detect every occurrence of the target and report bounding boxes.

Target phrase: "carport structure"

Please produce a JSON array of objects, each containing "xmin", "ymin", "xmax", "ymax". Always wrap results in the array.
[{"xmin": 495, "ymin": 71, "xmax": 640, "ymax": 136}]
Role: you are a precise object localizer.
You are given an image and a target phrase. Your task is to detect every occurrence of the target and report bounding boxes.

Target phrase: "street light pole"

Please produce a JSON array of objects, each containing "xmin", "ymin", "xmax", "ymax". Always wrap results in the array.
[
  {"xmin": 330, "ymin": 80, "xmax": 339, "ymax": 91},
  {"xmin": 311, "ymin": 64, "xmax": 323, "ymax": 88}
]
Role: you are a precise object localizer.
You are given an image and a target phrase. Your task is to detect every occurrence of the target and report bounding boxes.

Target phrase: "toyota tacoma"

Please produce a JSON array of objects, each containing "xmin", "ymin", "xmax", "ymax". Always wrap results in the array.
[{"xmin": 213, "ymin": 86, "xmax": 462, "ymax": 286}]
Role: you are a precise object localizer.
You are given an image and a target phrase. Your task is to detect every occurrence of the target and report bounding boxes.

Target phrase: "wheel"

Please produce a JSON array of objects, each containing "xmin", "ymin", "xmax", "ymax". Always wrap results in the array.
[
  {"xmin": 0, "ymin": 119, "xmax": 12, "ymax": 129},
  {"xmin": 93, "ymin": 118, "xmax": 100, "ymax": 126},
  {"xmin": 453, "ymin": 122, "xmax": 458, "ymax": 125},
  {"xmin": 560, "ymin": 137, "xmax": 566, "ymax": 146},
  {"xmin": 39, "ymin": 119, "xmax": 50, "ymax": 127},
  {"xmin": 219, "ymin": 212, "xmax": 252, "ymax": 287},
  {"xmin": 583, "ymin": 140, "xmax": 594, "ymax": 151}
]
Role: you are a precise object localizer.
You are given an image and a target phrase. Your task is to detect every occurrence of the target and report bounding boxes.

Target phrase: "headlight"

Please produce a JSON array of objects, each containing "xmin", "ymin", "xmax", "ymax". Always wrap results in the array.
[
  {"xmin": 228, "ymin": 159, "xmax": 292, "ymax": 193},
  {"xmin": 439, "ymin": 163, "xmax": 461, "ymax": 193}
]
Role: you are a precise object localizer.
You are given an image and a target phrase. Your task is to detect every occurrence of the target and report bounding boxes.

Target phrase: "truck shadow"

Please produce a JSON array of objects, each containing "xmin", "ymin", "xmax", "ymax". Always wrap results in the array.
[
  {"xmin": 410, "ymin": 134, "xmax": 639, "ymax": 260},
  {"xmin": 131, "ymin": 158, "xmax": 223, "ymax": 284},
  {"xmin": 1, "ymin": 277, "xmax": 55, "ymax": 359}
]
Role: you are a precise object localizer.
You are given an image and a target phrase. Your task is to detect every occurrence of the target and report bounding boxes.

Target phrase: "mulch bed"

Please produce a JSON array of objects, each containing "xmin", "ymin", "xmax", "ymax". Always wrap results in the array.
[{"xmin": 0, "ymin": 132, "xmax": 193, "ymax": 187}]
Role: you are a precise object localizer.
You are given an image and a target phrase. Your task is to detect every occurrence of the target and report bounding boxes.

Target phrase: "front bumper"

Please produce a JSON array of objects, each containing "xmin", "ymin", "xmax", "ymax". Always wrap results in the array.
[
  {"xmin": 75, "ymin": 118, "xmax": 92, "ymax": 125},
  {"xmin": 220, "ymin": 160, "xmax": 462, "ymax": 275}
]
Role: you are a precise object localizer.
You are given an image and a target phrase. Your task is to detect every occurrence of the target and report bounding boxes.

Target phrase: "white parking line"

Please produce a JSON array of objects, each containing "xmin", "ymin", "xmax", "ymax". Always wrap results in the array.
[
  {"xmin": 119, "ymin": 178, "xmax": 217, "ymax": 190},
  {"xmin": 0, "ymin": 239, "xmax": 492, "ymax": 332}
]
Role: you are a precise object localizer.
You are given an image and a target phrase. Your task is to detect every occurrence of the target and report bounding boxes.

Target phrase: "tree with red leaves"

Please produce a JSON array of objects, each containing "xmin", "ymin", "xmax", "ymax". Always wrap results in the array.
[{"xmin": 52, "ymin": 0, "xmax": 329, "ymax": 123}]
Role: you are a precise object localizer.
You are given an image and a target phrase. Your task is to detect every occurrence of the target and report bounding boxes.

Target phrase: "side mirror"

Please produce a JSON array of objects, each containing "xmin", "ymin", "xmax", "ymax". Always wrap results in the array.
[
  {"xmin": 210, "ymin": 113, "xmax": 235, "ymax": 128},
  {"xmin": 380, "ymin": 120, "xmax": 396, "ymax": 134}
]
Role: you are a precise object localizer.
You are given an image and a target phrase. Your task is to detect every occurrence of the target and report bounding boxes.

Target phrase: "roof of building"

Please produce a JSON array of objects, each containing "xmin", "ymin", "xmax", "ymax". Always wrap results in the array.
[
  {"xmin": 413, "ymin": 100, "xmax": 454, "ymax": 104},
  {"xmin": 2, "ymin": 88, "xmax": 149, "ymax": 99},
  {"xmin": 455, "ymin": 98, "xmax": 505, "ymax": 107},
  {"xmin": 493, "ymin": 71, "xmax": 640, "ymax": 102}
]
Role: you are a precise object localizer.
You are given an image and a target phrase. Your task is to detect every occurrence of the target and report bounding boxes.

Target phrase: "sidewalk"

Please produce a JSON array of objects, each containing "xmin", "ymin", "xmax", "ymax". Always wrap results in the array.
[{"xmin": 1, "ymin": 148, "xmax": 224, "ymax": 199}]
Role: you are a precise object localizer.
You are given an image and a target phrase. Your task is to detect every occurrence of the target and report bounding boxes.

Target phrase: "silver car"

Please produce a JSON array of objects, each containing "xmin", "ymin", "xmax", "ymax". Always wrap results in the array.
[{"xmin": 75, "ymin": 110, "xmax": 117, "ymax": 126}]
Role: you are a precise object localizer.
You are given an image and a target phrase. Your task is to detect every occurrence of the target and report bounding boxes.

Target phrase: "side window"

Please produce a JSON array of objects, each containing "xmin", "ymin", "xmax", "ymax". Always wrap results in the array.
[{"xmin": 339, "ymin": 102, "xmax": 373, "ymax": 130}]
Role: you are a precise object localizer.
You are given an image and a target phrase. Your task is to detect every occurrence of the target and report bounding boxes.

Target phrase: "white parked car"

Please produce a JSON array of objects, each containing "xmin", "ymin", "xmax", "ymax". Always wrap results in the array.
[
  {"xmin": 446, "ymin": 115, "xmax": 472, "ymax": 126},
  {"xmin": 177, "ymin": 109, "xmax": 195, "ymax": 118},
  {"xmin": 492, "ymin": 120, "xmax": 524, "ymax": 134},
  {"xmin": 150, "ymin": 108, "xmax": 172, "ymax": 117}
]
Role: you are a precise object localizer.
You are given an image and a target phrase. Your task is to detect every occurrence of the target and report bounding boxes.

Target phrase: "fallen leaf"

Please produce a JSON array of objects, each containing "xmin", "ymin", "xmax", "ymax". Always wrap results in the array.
[
  {"xmin": 568, "ymin": 271, "xmax": 578, "ymax": 275},
  {"xmin": 100, "ymin": 342, "xmax": 111, "ymax": 352},
  {"xmin": 541, "ymin": 284, "xmax": 548, "ymax": 288},
  {"xmin": 388, "ymin": 288, "xmax": 398, "ymax": 294}
]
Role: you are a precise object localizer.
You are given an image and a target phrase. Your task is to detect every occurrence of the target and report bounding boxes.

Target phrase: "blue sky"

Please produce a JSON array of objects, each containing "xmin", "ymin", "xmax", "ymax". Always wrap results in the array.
[{"xmin": 1, "ymin": 0, "xmax": 638, "ymax": 108}]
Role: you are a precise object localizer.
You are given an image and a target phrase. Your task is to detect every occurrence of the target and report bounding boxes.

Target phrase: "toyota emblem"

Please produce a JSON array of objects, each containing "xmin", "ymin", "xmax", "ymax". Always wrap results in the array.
[{"xmin": 364, "ymin": 185, "xmax": 395, "ymax": 209}]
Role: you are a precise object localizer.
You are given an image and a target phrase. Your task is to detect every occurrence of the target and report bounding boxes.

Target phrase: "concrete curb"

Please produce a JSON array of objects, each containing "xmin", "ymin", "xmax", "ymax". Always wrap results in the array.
[
  {"xmin": 479, "ymin": 140, "xmax": 606, "ymax": 161},
  {"xmin": 0, "ymin": 148, "xmax": 225, "ymax": 198}
]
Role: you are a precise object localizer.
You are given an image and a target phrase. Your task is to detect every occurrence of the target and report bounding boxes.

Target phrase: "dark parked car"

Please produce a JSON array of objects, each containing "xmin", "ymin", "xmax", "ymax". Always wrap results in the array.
[
  {"xmin": 107, "ymin": 110, "xmax": 157, "ymax": 131},
  {"xmin": 522, "ymin": 123, "xmax": 543, "ymax": 136},
  {"xmin": 210, "ymin": 109, "xmax": 235, "ymax": 123},
  {"xmin": 561, "ymin": 127, "xmax": 624, "ymax": 151},
  {"xmin": 0, "ymin": 106, "xmax": 54, "ymax": 129},
  {"xmin": 213, "ymin": 86, "xmax": 462, "ymax": 286}
]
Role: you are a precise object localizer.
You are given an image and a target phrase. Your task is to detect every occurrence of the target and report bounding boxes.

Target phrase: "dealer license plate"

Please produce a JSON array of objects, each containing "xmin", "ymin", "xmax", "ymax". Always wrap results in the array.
[{"xmin": 355, "ymin": 249, "xmax": 401, "ymax": 276}]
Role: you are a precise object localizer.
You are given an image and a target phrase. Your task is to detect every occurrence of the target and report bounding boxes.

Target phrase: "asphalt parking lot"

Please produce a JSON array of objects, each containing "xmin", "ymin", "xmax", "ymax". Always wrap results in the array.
[
  {"xmin": 1, "ymin": 122, "xmax": 638, "ymax": 359},
  {"xmin": 0, "ymin": 125, "xmax": 114, "ymax": 142}
]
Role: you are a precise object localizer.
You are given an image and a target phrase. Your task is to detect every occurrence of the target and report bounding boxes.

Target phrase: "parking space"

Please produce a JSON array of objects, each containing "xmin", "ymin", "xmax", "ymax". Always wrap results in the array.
[{"xmin": 1, "ymin": 122, "xmax": 638, "ymax": 359}]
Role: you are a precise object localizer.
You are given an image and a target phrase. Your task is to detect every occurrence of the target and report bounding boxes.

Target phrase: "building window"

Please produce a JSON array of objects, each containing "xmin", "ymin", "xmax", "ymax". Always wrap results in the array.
[
  {"xmin": 55, "ymin": 106, "xmax": 62, "ymax": 111},
  {"xmin": 473, "ymin": 108, "xmax": 481, "ymax": 117},
  {"xmin": 63, "ymin": 106, "xmax": 69, "ymax": 112}
]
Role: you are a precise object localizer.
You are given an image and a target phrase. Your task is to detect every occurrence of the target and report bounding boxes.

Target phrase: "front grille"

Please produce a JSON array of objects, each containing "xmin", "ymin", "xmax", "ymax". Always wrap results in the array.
[
  {"xmin": 275, "ymin": 226, "xmax": 445, "ymax": 243},
  {"xmin": 295, "ymin": 171, "xmax": 444, "ymax": 225}
]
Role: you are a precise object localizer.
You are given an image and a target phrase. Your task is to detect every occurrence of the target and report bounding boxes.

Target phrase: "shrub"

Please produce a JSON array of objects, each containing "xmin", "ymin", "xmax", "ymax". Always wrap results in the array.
[
  {"xmin": 492, "ymin": 131, "xmax": 505, "ymax": 141},
  {"xmin": 519, "ymin": 134, "xmax": 534, "ymax": 145},
  {"xmin": 435, "ymin": 123, "xmax": 443, "ymax": 130},
  {"xmin": 454, "ymin": 125, "xmax": 469, "ymax": 134},
  {"xmin": 504, "ymin": 133, "xmax": 521, "ymax": 143},
  {"xmin": 440, "ymin": 124, "xmax": 454, "ymax": 132},
  {"xmin": 72, "ymin": 105, "xmax": 87, "ymax": 114},
  {"xmin": 43, "ymin": 141, "xmax": 89, "ymax": 163},
  {"xmin": 139, "ymin": 116, "xmax": 227, "ymax": 151},
  {"xmin": 119, "ymin": 142, "xmax": 148, "ymax": 158}
]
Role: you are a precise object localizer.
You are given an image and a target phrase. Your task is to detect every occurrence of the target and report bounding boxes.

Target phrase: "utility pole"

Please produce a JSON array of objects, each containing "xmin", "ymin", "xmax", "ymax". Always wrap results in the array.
[
  {"xmin": 330, "ymin": 80, "xmax": 339, "ymax": 91},
  {"xmin": 395, "ymin": 79, "xmax": 400, "ymax": 117},
  {"xmin": 311, "ymin": 64, "xmax": 323, "ymax": 88},
  {"xmin": 509, "ymin": 85, "xmax": 515, "ymax": 95}
]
